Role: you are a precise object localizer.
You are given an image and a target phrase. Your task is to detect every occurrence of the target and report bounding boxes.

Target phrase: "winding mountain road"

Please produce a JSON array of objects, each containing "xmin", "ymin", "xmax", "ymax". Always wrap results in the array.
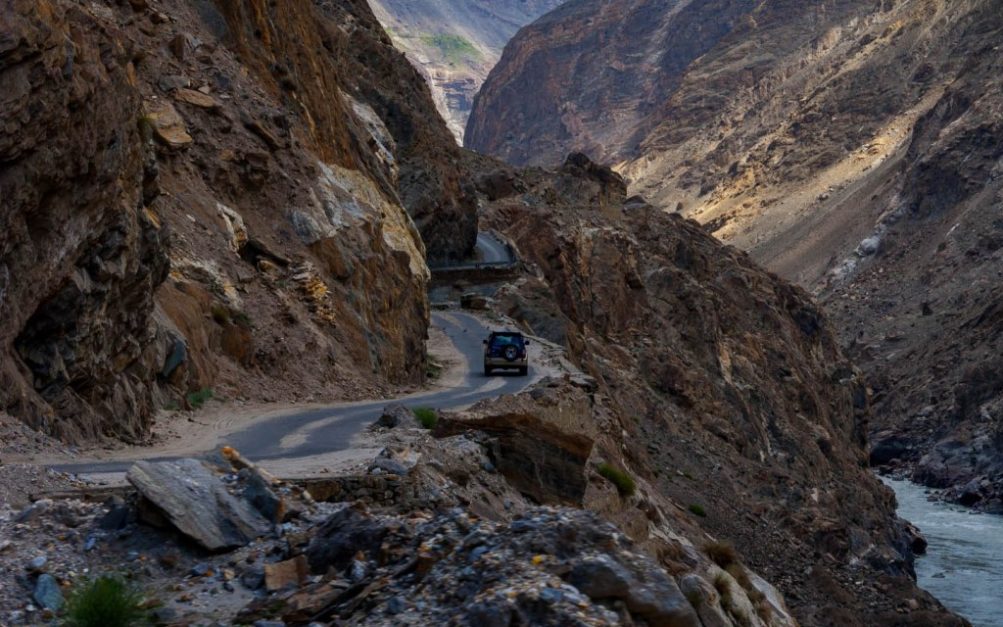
[
  {"xmin": 474, "ymin": 232, "xmax": 512, "ymax": 264},
  {"xmin": 51, "ymin": 311, "xmax": 540, "ymax": 477}
]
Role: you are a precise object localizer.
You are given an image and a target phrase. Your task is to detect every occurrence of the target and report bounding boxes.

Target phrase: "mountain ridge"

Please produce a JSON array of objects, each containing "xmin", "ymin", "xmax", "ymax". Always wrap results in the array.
[{"xmin": 369, "ymin": 0, "xmax": 566, "ymax": 143}]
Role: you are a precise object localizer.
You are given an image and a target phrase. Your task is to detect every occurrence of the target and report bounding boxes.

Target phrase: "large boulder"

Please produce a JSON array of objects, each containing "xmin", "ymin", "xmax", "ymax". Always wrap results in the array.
[
  {"xmin": 126, "ymin": 459, "xmax": 271, "ymax": 551},
  {"xmin": 375, "ymin": 404, "xmax": 418, "ymax": 429},
  {"xmin": 569, "ymin": 554, "xmax": 700, "ymax": 627}
]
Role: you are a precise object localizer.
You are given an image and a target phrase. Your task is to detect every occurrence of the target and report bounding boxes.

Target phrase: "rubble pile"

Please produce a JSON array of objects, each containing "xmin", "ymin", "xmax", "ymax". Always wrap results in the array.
[
  {"xmin": 240, "ymin": 507, "xmax": 711, "ymax": 626},
  {"xmin": 0, "ymin": 439, "xmax": 796, "ymax": 627},
  {"xmin": 0, "ymin": 450, "xmax": 332, "ymax": 626}
]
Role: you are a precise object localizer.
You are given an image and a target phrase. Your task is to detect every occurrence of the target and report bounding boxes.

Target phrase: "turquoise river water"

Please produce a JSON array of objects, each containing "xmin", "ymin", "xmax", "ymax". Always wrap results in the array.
[{"xmin": 885, "ymin": 478, "xmax": 1003, "ymax": 627}]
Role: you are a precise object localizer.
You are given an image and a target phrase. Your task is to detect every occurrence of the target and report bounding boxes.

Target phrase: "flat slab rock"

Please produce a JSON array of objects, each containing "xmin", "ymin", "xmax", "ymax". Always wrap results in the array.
[{"xmin": 127, "ymin": 459, "xmax": 271, "ymax": 552}]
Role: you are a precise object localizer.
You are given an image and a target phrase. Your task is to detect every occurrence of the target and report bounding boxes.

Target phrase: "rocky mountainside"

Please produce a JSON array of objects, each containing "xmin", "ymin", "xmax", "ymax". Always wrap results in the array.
[
  {"xmin": 0, "ymin": 0, "xmax": 475, "ymax": 441},
  {"xmin": 468, "ymin": 0, "xmax": 1003, "ymax": 509},
  {"xmin": 454, "ymin": 153, "xmax": 963, "ymax": 626},
  {"xmin": 466, "ymin": 0, "xmax": 751, "ymax": 165},
  {"xmin": 368, "ymin": 0, "xmax": 565, "ymax": 143},
  {"xmin": 0, "ymin": 1, "xmax": 978, "ymax": 625},
  {"xmin": 0, "ymin": 144, "xmax": 962, "ymax": 621}
]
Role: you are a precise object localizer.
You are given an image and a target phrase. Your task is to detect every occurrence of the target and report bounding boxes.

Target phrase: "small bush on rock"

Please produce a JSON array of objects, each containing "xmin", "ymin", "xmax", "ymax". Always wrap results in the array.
[
  {"xmin": 425, "ymin": 357, "xmax": 444, "ymax": 381},
  {"xmin": 688, "ymin": 503, "xmax": 707, "ymax": 517},
  {"xmin": 233, "ymin": 311, "xmax": 253, "ymax": 328},
  {"xmin": 412, "ymin": 407, "xmax": 438, "ymax": 429},
  {"xmin": 703, "ymin": 541, "xmax": 738, "ymax": 567},
  {"xmin": 64, "ymin": 576, "xmax": 147, "ymax": 627},
  {"xmin": 210, "ymin": 304, "xmax": 230, "ymax": 325},
  {"xmin": 597, "ymin": 463, "xmax": 636, "ymax": 496}
]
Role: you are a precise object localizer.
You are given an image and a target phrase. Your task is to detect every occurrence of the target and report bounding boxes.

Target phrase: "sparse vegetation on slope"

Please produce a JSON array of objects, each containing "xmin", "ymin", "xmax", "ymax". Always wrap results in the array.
[
  {"xmin": 64, "ymin": 576, "xmax": 147, "ymax": 627},
  {"xmin": 413, "ymin": 407, "xmax": 438, "ymax": 429},
  {"xmin": 186, "ymin": 388, "xmax": 214, "ymax": 410},
  {"xmin": 597, "ymin": 462, "xmax": 636, "ymax": 496},
  {"xmin": 419, "ymin": 33, "xmax": 481, "ymax": 63}
]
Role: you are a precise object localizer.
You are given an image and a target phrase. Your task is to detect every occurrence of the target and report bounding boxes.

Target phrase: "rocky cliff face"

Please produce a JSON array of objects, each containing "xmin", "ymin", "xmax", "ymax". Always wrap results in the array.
[
  {"xmin": 468, "ymin": 0, "xmax": 1003, "ymax": 509},
  {"xmin": 822, "ymin": 8, "xmax": 1003, "ymax": 512},
  {"xmin": 0, "ymin": 0, "xmax": 473, "ymax": 441},
  {"xmin": 1, "ymin": 0, "xmax": 169, "ymax": 441},
  {"xmin": 466, "ymin": 0, "xmax": 752, "ymax": 164},
  {"xmin": 461, "ymin": 154, "xmax": 963, "ymax": 626},
  {"xmin": 369, "ymin": 0, "xmax": 566, "ymax": 143}
]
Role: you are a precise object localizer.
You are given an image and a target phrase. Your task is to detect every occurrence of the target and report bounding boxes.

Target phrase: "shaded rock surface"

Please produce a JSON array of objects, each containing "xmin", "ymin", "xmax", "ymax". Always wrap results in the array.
[
  {"xmin": 437, "ymin": 384, "xmax": 597, "ymax": 506},
  {"xmin": 0, "ymin": 0, "xmax": 168, "ymax": 441},
  {"xmin": 467, "ymin": 0, "xmax": 755, "ymax": 165}
]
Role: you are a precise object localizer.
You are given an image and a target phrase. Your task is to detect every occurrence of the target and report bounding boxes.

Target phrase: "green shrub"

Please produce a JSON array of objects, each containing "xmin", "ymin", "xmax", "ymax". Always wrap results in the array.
[
  {"xmin": 412, "ymin": 407, "xmax": 438, "ymax": 429},
  {"xmin": 703, "ymin": 541, "xmax": 738, "ymax": 568},
  {"xmin": 688, "ymin": 503, "xmax": 707, "ymax": 517},
  {"xmin": 232, "ymin": 311, "xmax": 253, "ymax": 328},
  {"xmin": 136, "ymin": 115, "xmax": 155, "ymax": 142},
  {"xmin": 210, "ymin": 304, "xmax": 230, "ymax": 325},
  {"xmin": 598, "ymin": 463, "xmax": 636, "ymax": 497},
  {"xmin": 64, "ymin": 576, "xmax": 148, "ymax": 627},
  {"xmin": 186, "ymin": 388, "xmax": 214, "ymax": 409},
  {"xmin": 425, "ymin": 357, "xmax": 443, "ymax": 381}
]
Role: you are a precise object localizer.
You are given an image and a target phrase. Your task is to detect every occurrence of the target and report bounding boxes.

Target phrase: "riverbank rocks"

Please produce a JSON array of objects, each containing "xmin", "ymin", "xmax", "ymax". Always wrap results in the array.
[{"xmin": 127, "ymin": 459, "xmax": 271, "ymax": 551}]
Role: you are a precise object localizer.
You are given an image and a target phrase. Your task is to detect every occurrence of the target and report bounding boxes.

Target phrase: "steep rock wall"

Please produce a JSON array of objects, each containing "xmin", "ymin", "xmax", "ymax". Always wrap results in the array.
[
  {"xmin": 0, "ymin": 0, "xmax": 472, "ymax": 441},
  {"xmin": 0, "ymin": 0, "xmax": 168, "ymax": 440},
  {"xmin": 466, "ymin": 0, "xmax": 1003, "ymax": 509},
  {"xmin": 469, "ymin": 155, "xmax": 964, "ymax": 626}
]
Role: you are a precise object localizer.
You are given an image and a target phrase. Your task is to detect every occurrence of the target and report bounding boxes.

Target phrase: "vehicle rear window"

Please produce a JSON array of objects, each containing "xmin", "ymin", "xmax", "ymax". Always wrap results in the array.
[{"xmin": 490, "ymin": 334, "xmax": 524, "ymax": 349}]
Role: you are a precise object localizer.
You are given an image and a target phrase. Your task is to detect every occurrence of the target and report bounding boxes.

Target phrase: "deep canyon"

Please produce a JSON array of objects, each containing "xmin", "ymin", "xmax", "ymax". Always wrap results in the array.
[{"xmin": 0, "ymin": 0, "xmax": 998, "ymax": 626}]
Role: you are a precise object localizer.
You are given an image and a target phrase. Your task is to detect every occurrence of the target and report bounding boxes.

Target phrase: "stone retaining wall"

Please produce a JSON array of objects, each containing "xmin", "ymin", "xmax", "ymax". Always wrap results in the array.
[{"xmin": 294, "ymin": 474, "xmax": 416, "ymax": 507}]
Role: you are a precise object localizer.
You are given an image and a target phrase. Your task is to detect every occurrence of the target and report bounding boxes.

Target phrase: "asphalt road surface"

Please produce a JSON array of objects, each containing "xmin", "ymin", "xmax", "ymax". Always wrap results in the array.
[
  {"xmin": 51, "ymin": 311, "xmax": 536, "ymax": 475},
  {"xmin": 475, "ymin": 232, "xmax": 512, "ymax": 264}
]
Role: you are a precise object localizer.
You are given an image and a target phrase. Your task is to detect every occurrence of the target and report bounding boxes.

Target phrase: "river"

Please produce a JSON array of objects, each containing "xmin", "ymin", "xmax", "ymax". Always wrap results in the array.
[{"xmin": 885, "ymin": 478, "xmax": 1003, "ymax": 627}]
